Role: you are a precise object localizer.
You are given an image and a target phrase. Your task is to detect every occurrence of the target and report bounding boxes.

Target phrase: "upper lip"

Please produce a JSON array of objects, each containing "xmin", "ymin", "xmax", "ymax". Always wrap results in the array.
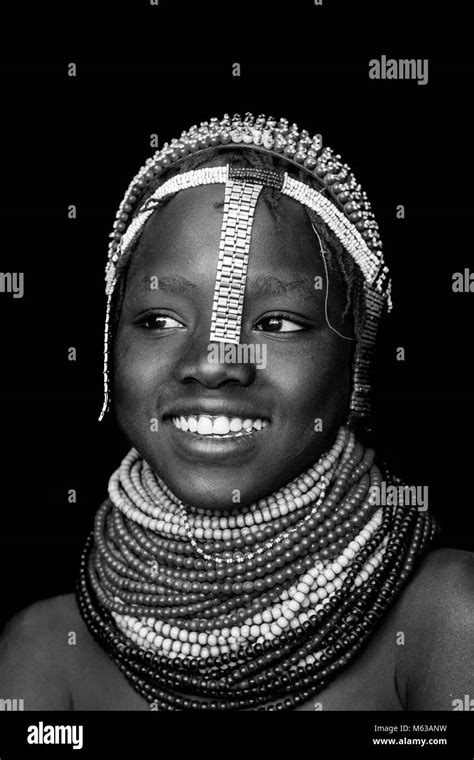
[{"xmin": 163, "ymin": 400, "xmax": 271, "ymax": 421}]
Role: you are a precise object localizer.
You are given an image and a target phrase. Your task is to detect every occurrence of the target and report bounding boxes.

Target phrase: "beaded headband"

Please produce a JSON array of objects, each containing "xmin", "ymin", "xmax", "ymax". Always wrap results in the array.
[{"xmin": 99, "ymin": 113, "xmax": 392, "ymax": 423}]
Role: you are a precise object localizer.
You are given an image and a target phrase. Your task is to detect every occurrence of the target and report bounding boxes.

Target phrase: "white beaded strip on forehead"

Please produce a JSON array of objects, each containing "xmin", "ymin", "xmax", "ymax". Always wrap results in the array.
[
  {"xmin": 114, "ymin": 166, "xmax": 230, "ymax": 279},
  {"xmin": 106, "ymin": 165, "xmax": 383, "ymax": 295},
  {"xmin": 210, "ymin": 180, "xmax": 263, "ymax": 345},
  {"xmin": 281, "ymin": 175, "xmax": 380, "ymax": 287}
]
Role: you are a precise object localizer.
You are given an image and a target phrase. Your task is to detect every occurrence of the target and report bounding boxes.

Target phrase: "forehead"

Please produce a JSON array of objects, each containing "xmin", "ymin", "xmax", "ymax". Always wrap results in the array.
[{"xmin": 127, "ymin": 183, "xmax": 325, "ymax": 283}]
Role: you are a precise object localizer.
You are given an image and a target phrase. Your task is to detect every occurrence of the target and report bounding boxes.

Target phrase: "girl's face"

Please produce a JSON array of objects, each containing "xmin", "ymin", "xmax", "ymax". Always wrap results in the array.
[{"xmin": 114, "ymin": 184, "xmax": 354, "ymax": 510}]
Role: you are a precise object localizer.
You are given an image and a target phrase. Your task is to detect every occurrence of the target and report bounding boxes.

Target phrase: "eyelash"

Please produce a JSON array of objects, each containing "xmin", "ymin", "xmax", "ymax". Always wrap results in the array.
[
  {"xmin": 135, "ymin": 311, "xmax": 308, "ymax": 333},
  {"xmin": 253, "ymin": 312, "xmax": 306, "ymax": 333},
  {"xmin": 135, "ymin": 312, "xmax": 184, "ymax": 331}
]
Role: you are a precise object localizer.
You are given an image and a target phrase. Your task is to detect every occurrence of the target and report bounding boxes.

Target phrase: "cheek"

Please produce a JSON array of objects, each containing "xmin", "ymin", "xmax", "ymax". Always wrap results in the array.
[
  {"xmin": 270, "ymin": 337, "xmax": 352, "ymax": 418},
  {"xmin": 113, "ymin": 335, "xmax": 163, "ymax": 411}
]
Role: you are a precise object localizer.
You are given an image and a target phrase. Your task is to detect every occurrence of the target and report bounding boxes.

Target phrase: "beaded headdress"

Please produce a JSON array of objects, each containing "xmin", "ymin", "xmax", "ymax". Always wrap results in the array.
[{"xmin": 99, "ymin": 113, "xmax": 392, "ymax": 423}]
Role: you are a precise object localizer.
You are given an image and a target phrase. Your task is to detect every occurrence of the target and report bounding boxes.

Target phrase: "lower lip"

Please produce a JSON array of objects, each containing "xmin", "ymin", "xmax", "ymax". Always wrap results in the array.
[{"xmin": 163, "ymin": 419, "xmax": 270, "ymax": 461}]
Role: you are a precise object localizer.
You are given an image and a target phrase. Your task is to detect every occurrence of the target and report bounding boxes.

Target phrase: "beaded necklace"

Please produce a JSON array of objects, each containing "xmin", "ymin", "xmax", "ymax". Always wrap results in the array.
[{"xmin": 76, "ymin": 426, "xmax": 437, "ymax": 710}]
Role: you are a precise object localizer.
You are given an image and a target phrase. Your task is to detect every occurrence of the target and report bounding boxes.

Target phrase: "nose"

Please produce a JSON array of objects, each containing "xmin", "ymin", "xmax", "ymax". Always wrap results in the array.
[{"xmin": 173, "ymin": 327, "xmax": 257, "ymax": 388}]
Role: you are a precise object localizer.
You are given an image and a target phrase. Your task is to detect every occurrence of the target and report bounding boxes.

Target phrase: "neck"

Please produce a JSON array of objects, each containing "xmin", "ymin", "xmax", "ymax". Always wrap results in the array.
[{"xmin": 75, "ymin": 424, "xmax": 437, "ymax": 711}]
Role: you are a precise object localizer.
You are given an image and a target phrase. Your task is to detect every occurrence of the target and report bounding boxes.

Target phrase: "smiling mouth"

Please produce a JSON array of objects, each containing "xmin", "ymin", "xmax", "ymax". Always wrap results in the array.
[{"xmin": 168, "ymin": 414, "xmax": 270, "ymax": 438}]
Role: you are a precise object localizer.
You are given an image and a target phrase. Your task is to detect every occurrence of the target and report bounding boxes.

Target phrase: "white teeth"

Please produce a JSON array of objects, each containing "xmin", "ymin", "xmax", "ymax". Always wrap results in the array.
[
  {"xmin": 187, "ymin": 416, "xmax": 198, "ymax": 432},
  {"xmin": 213, "ymin": 416, "xmax": 230, "ymax": 434},
  {"xmin": 171, "ymin": 415, "xmax": 269, "ymax": 436},
  {"xmin": 197, "ymin": 415, "xmax": 213, "ymax": 435}
]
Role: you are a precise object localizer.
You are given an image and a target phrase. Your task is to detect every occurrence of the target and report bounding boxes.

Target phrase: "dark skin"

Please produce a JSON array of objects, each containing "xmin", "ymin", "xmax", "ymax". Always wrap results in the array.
[
  {"xmin": 0, "ymin": 549, "xmax": 473, "ymax": 710},
  {"xmin": 113, "ymin": 185, "xmax": 354, "ymax": 511},
  {"xmin": 1, "ymin": 188, "xmax": 473, "ymax": 710}
]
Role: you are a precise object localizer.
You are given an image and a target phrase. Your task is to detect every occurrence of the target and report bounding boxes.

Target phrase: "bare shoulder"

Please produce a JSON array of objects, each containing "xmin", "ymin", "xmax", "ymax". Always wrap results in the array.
[
  {"xmin": 0, "ymin": 593, "xmax": 83, "ymax": 710},
  {"xmin": 394, "ymin": 548, "xmax": 474, "ymax": 710},
  {"xmin": 398, "ymin": 547, "xmax": 474, "ymax": 621}
]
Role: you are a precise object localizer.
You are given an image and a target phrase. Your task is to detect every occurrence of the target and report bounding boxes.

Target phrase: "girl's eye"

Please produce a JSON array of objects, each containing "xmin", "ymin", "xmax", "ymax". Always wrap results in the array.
[
  {"xmin": 254, "ymin": 315, "xmax": 305, "ymax": 333},
  {"xmin": 137, "ymin": 313, "xmax": 184, "ymax": 331}
]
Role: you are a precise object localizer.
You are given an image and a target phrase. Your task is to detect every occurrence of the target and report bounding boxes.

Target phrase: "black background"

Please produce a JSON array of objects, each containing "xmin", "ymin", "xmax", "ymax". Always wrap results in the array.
[{"xmin": 0, "ymin": 1, "xmax": 473, "ymax": 628}]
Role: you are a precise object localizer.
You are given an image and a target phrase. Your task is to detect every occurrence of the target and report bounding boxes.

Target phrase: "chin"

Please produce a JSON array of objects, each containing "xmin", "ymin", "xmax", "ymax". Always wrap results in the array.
[{"xmin": 159, "ymin": 470, "xmax": 259, "ymax": 511}]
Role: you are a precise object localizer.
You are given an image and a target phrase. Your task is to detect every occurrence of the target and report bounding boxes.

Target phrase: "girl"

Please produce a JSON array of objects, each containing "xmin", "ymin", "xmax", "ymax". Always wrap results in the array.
[{"xmin": 1, "ymin": 113, "xmax": 472, "ymax": 711}]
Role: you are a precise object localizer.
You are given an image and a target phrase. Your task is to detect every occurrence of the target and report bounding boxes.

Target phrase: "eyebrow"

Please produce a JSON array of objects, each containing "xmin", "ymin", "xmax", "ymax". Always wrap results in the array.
[
  {"xmin": 138, "ymin": 273, "xmax": 316, "ymax": 301},
  {"xmin": 247, "ymin": 274, "xmax": 316, "ymax": 301},
  {"xmin": 138, "ymin": 275, "xmax": 199, "ymax": 294}
]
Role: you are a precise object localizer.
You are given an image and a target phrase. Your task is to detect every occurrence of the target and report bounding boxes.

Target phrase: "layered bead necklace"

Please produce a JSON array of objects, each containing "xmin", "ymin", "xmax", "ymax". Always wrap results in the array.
[{"xmin": 76, "ymin": 425, "xmax": 437, "ymax": 710}]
